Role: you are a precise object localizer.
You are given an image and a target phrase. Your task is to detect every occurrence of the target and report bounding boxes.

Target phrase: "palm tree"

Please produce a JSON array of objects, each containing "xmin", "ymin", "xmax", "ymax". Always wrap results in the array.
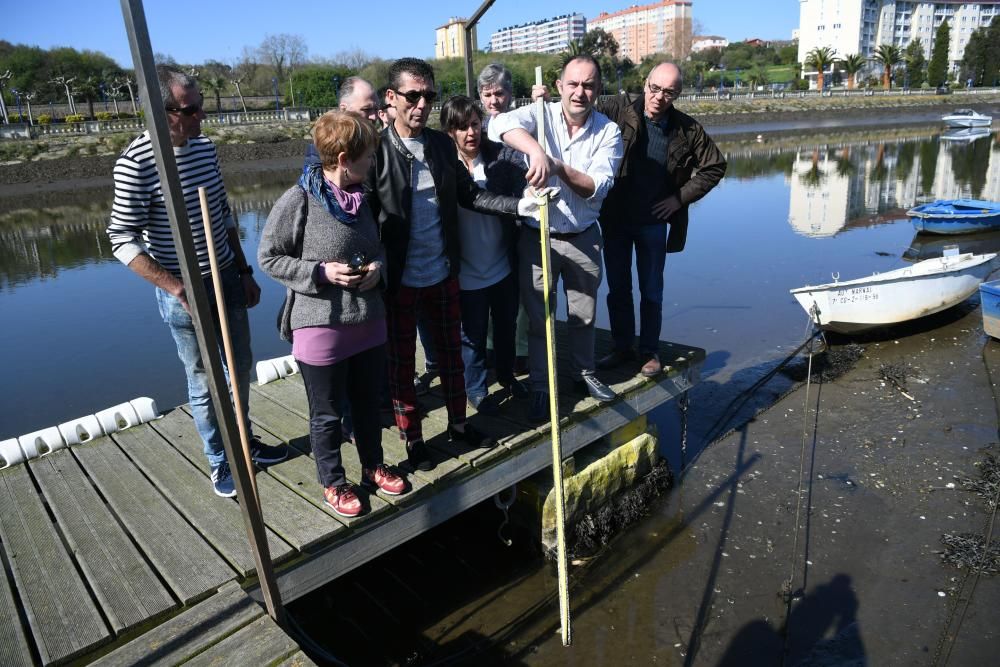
[
  {"xmin": 805, "ymin": 46, "xmax": 837, "ymax": 91},
  {"xmin": 747, "ymin": 66, "xmax": 769, "ymax": 90},
  {"xmin": 201, "ymin": 75, "xmax": 228, "ymax": 113},
  {"xmin": 841, "ymin": 53, "xmax": 867, "ymax": 90},
  {"xmin": 873, "ymin": 44, "xmax": 903, "ymax": 89}
]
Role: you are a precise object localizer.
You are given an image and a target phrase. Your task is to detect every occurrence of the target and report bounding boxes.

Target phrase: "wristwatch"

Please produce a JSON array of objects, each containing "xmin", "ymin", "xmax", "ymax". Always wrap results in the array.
[{"xmin": 239, "ymin": 266, "xmax": 254, "ymax": 277}]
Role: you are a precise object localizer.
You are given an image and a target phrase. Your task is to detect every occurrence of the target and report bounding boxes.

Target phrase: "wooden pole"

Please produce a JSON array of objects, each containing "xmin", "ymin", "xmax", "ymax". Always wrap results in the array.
[
  {"xmin": 198, "ymin": 188, "xmax": 260, "ymax": 502},
  {"xmin": 118, "ymin": 0, "xmax": 285, "ymax": 625},
  {"xmin": 462, "ymin": 0, "xmax": 496, "ymax": 96},
  {"xmin": 534, "ymin": 65, "xmax": 572, "ymax": 646}
]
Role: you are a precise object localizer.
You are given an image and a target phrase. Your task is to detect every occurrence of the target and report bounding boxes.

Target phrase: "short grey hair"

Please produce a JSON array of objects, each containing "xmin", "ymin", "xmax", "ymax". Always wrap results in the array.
[
  {"xmin": 156, "ymin": 66, "xmax": 197, "ymax": 108},
  {"xmin": 339, "ymin": 76, "xmax": 374, "ymax": 104},
  {"xmin": 477, "ymin": 63, "xmax": 512, "ymax": 94}
]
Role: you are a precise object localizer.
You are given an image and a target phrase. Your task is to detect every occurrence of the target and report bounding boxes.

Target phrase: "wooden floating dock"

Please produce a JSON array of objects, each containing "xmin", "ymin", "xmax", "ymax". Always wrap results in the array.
[{"xmin": 0, "ymin": 328, "xmax": 703, "ymax": 665}]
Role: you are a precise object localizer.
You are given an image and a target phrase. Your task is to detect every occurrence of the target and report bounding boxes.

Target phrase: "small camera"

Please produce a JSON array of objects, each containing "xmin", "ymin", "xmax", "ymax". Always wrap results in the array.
[{"xmin": 347, "ymin": 252, "xmax": 367, "ymax": 272}]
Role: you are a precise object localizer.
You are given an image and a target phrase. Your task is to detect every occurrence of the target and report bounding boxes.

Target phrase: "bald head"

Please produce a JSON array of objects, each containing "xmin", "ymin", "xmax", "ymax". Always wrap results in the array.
[
  {"xmin": 339, "ymin": 77, "xmax": 378, "ymax": 122},
  {"xmin": 644, "ymin": 62, "xmax": 683, "ymax": 121}
]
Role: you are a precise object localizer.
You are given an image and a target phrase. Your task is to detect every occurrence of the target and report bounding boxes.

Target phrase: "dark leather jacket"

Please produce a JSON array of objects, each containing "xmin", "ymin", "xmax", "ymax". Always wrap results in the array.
[
  {"xmin": 597, "ymin": 94, "xmax": 727, "ymax": 253},
  {"xmin": 364, "ymin": 123, "xmax": 521, "ymax": 294}
]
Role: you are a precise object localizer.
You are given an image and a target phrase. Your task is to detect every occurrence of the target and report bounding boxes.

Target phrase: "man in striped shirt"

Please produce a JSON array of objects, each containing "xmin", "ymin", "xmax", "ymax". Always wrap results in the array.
[{"xmin": 107, "ymin": 68, "xmax": 286, "ymax": 498}]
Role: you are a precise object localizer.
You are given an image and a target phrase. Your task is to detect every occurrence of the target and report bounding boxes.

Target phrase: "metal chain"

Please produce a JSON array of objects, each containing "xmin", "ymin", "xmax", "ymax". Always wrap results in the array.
[
  {"xmin": 680, "ymin": 391, "xmax": 690, "ymax": 470},
  {"xmin": 493, "ymin": 484, "xmax": 518, "ymax": 547}
]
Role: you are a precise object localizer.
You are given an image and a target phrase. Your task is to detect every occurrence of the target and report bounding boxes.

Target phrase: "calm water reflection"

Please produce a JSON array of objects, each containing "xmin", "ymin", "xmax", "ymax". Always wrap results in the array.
[{"xmin": 1, "ymin": 128, "xmax": 997, "ymax": 439}]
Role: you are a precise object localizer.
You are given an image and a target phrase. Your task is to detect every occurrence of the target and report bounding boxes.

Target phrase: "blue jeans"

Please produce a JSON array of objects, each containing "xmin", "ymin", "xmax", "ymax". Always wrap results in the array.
[
  {"xmin": 156, "ymin": 264, "xmax": 253, "ymax": 467},
  {"xmin": 460, "ymin": 272, "xmax": 518, "ymax": 400},
  {"xmin": 603, "ymin": 223, "xmax": 668, "ymax": 355}
]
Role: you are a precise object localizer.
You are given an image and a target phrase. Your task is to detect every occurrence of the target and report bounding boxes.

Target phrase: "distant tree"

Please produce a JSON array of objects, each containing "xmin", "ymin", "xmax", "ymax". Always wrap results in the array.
[
  {"xmin": 258, "ymin": 33, "xmax": 308, "ymax": 103},
  {"xmin": 200, "ymin": 75, "xmax": 227, "ymax": 112},
  {"xmin": 331, "ymin": 48, "xmax": 377, "ymax": 71},
  {"xmin": 233, "ymin": 47, "xmax": 259, "ymax": 95},
  {"xmin": 805, "ymin": 46, "xmax": 837, "ymax": 90},
  {"xmin": 927, "ymin": 19, "xmax": 951, "ymax": 86},
  {"xmin": 960, "ymin": 17, "xmax": 1000, "ymax": 86},
  {"xmin": 746, "ymin": 65, "xmax": 768, "ymax": 89},
  {"xmin": 690, "ymin": 46, "xmax": 723, "ymax": 69},
  {"xmin": 904, "ymin": 39, "xmax": 927, "ymax": 88},
  {"xmin": 841, "ymin": 53, "xmax": 866, "ymax": 89},
  {"xmin": 358, "ymin": 58, "xmax": 393, "ymax": 91},
  {"xmin": 579, "ymin": 28, "xmax": 619, "ymax": 60},
  {"xmin": 777, "ymin": 42, "xmax": 799, "ymax": 65},
  {"xmin": 292, "ymin": 65, "xmax": 352, "ymax": 107},
  {"xmin": 873, "ymin": 44, "xmax": 903, "ymax": 88}
]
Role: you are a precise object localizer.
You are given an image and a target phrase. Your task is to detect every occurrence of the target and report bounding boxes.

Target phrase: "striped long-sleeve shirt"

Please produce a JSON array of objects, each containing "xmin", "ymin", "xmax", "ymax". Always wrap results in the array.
[{"xmin": 107, "ymin": 132, "xmax": 236, "ymax": 275}]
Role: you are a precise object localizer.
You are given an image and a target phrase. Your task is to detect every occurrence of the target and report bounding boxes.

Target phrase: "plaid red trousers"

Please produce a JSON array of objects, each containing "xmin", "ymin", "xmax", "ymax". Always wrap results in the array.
[{"xmin": 385, "ymin": 276, "xmax": 467, "ymax": 443}]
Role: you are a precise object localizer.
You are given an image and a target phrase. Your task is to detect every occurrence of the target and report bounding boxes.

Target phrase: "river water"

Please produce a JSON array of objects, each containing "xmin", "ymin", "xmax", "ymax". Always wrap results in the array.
[{"xmin": 1, "ymin": 123, "xmax": 999, "ymax": 662}]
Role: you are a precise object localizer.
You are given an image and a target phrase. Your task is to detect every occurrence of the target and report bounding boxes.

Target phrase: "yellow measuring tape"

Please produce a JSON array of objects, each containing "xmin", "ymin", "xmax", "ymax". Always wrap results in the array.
[{"xmin": 535, "ymin": 65, "xmax": 572, "ymax": 647}]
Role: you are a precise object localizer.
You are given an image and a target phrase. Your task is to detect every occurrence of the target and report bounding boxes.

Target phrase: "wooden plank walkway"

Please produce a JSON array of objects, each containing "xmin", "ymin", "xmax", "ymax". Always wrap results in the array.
[{"xmin": 0, "ymin": 328, "xmax": 703, "ymax": 664}]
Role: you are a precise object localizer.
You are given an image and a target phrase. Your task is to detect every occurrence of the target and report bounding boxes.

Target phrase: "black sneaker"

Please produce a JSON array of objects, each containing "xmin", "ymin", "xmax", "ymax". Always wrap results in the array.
[
  {"xmin": 249, "ymin": 438, "xmax": 288, "ymax": 465},
  {"xmin": 468, "ymin": 393, "xmax": 499, "ymax": 416},
  {"xmin": 210, "ymin": 461, "xmax": 236, "ymax": 498},
  {"xmin": 414, "ymin": 370, "xmax": 436, "ymax": 396},
  {"xmin": 447, "ymin": 422, "xmax": 496, "ymax": 449},
  {"xmin": 500, "ymin": 377, "xmax": 530, "ymax": 399},
  {"xmin": 406, "ymin": 439, "xmax": 434, "ymax": 472},
  {"xmin": 573, "ymin": 375, "xmax": 617, "ymax": 403},
  {"xmin": 528, "ymin": 391, "xmax": 549, "ymax": 423}
]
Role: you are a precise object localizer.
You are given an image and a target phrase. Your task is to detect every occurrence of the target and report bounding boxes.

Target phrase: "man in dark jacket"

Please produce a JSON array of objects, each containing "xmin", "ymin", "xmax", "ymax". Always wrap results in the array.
[
  {"xmin": 596, "ymin": 62, "xmax": 727, "ymax": 376},
  {"xmin": 365, "ymin": 57, "xmax": 540, "ymax": 471}
]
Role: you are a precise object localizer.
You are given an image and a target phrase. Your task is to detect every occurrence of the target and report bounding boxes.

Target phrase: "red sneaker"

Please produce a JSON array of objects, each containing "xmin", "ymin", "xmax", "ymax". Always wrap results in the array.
[
  {"xmin": 362, "ymin": 464, "xmax": 407, "ymax": 496},
  {"xmin": 323, "ymin": 484, "xmax": 362, "ymax": 517}
]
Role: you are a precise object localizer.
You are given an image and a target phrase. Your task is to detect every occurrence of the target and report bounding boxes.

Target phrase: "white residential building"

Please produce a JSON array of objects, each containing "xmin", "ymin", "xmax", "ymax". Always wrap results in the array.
[
  {"xmin": 489, "ymin": 14, "xmax": 587, "ymax": 54},
  {"xmin": 798, "ymin": 0, "xmax": 1000, "ymax": 87},
  {"xmin": 589, "ymin": 0, "xmax": 693, "ymax": 62},
  {"xmin": 692, "ymin": 35, "xmax": 729, "ymax": 52}
]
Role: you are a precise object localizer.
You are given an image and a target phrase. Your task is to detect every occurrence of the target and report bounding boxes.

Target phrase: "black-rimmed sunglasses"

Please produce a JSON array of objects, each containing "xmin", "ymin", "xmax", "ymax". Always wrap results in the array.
[
  {"xmin": 392, "ymin": 88, "xmax": 437, "ymax": 104},
  {"xmin": 165, "ymin": 103, "xmax": 202, "ymax": 117}
]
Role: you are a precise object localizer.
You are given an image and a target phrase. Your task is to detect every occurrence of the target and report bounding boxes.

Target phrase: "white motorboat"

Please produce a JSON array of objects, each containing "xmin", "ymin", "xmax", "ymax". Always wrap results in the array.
[
  {"xmin": 939, "ymin": 127, "xmax": 992, "ymax": 143},
  {"xmin": 942, "ymin": 108, "xmax": 993, "ymax": 128},
  {"xmin": 790, "ymin": 252, "xmax": 999, "ymax": 334}
]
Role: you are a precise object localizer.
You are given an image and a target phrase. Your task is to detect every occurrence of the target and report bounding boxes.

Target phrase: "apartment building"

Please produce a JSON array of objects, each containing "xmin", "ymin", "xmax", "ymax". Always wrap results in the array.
[
  {"xmin": 436, "ymin": 17, "xmax": 477, "ymax": 59},
  {"xmin": 489, "ymin": 14, "xmax": 587, "ymax": 54},
  {"xmin": 588, "ymin": 0, "xmax": 694, "ymax": 62},
  {"xmin": 798, "ymin": 0, "xmax": 1000, "ymax": 85}
]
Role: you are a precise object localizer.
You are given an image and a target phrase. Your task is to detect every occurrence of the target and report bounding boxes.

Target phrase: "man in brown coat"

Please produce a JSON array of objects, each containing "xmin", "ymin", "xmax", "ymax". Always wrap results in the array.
[{"xmin": 595, "ymin": 62, "xmax": 727, "ymax": 376}]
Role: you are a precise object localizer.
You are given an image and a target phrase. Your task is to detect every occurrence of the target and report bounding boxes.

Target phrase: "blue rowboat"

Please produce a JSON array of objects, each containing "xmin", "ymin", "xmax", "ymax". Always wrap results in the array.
[{"xmin": 908, "ymin": 199, "xmax": 1000, "ymax": 235}]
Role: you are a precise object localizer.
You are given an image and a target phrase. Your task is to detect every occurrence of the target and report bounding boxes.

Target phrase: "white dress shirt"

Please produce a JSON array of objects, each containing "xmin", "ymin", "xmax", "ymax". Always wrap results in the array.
[{"xmin": 488, "ymin": 101, "xmax": 622, "ymax": 234}]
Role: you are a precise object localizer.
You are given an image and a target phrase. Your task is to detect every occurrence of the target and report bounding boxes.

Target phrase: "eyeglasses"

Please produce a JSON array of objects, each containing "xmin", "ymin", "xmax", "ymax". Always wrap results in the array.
[
  {"xmin": 392, "ymin": 88, "xmax": 438, "ymax": 105},
  {"xmin": 646, "ymin": 83, "xmax": 680, "ymax": 100},
  {"xmin": 165, "ymin": 103, "xmax": 202, "ymax": 117}
]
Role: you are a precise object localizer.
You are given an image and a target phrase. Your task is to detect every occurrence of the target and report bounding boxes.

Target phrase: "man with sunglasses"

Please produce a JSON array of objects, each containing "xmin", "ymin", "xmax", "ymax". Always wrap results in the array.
[
  {"xmin": 365, "ymin": 57, "xmax": 544, "ymax": 471},
  {"xmin": 594, "ymin": 61, "xmax": 726, "ymax": 377},
  {"xmin": 107, "ymin": 67, "xmax": 286, "ymax": 498}
]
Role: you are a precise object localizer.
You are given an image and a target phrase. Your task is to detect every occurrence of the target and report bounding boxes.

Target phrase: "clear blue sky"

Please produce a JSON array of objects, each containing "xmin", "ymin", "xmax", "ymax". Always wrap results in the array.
[{"xmin": 3, "ymin": 1, "xmax": 799, "ymax": 68}]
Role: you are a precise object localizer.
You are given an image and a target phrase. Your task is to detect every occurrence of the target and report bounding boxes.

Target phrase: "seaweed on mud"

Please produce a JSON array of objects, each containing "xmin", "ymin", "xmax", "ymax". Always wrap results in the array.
[
  {"xmin": 955, "ymin": 454, "xmax": 1000, "ymax": 509},
  {"xmin": 940, "ymin": 533, "xmax": 1000, "ymax": 576},
  {"xmin": 879, "ymin": 361, "xmax": 912, "ymax": 390},
  {"xmin": 562, "ymin": 462, "xmax": 674, "ymax": 560},
  {"xmin": 782, "ymin": 343, "xmax": 865, "ymax": 383}
]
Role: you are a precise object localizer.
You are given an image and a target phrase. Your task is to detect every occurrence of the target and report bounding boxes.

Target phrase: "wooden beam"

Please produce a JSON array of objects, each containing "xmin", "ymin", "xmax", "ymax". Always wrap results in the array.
[
  {"xmin": 463, "ymin": 0, "xmax": 496, "ymax": 96},
  {"xmin": 117, "ymin": 0, "xmax": 284, "ymax": 623}
]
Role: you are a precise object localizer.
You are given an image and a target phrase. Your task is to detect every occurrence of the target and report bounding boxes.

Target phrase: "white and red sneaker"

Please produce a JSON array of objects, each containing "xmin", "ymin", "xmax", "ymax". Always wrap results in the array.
[
  {"xmin": 362, "ymin": 464, "xmax": 407, "ymax": 496},
  {"xmin": 323, "ymin": 484, "xmax": 363, "ymax": 517}
]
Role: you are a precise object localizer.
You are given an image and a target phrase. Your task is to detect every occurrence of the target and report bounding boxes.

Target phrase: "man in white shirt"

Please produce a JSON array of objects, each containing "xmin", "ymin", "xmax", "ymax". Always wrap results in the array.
[{"xmin": 488, "ymin": 55, "xmax": 624, "ymax": 421}]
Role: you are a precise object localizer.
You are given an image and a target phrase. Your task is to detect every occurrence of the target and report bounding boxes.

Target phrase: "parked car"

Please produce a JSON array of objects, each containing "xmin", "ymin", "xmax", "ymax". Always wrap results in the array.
[{"xmin": 935, "ymin": 85, "xmax": 952, "ymax": 95}]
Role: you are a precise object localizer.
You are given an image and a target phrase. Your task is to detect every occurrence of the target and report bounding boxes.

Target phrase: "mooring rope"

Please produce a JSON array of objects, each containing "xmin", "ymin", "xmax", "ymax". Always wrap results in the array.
[{"xmin": 778, "ymin": 308, "xmax": 823, "ymax": 666}]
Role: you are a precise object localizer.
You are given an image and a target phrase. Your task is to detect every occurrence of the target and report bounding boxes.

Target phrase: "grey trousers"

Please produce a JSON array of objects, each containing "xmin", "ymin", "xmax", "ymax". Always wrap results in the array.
[{"xmin": 518, "ymin": 224, "xmax": 602, "ymax": 392}]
